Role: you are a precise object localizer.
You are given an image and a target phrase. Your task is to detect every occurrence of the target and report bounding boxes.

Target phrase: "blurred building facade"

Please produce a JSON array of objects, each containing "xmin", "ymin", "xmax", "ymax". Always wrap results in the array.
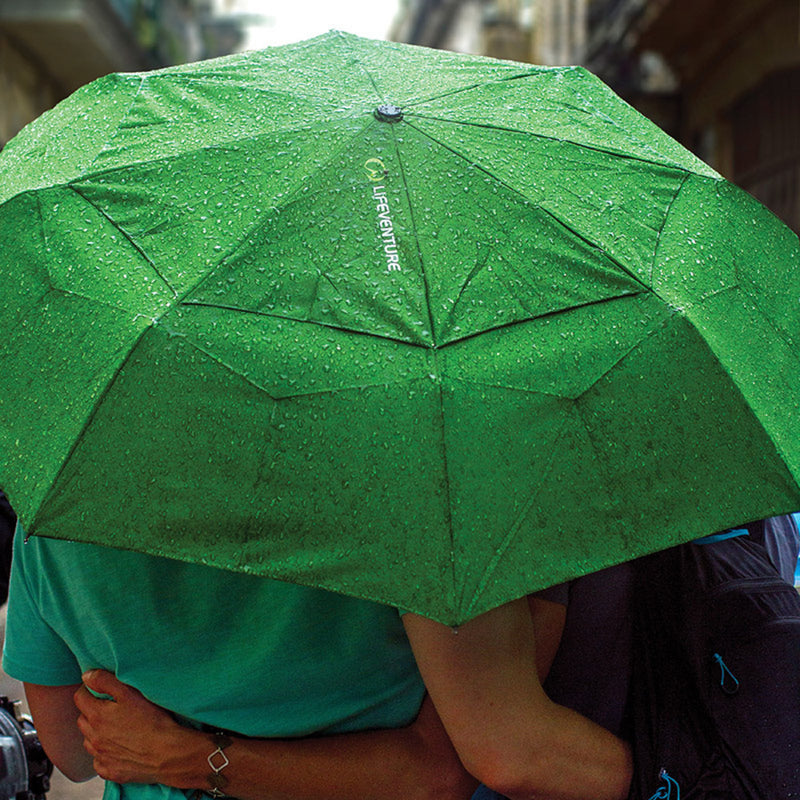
[
  {"xmin": 391, "ymin": 0, "xmax": 535, "ymax": 61},
  {"xmin": 584, "ymin": 0, "xmax": 800, "ymax": 233},
  {"xmin": 391, "ymin": 0, "xmax": 800, "ymax": 232},
  {"xmin": 0, "ymin": 0, "xmax": 245, "ymax": 148}
]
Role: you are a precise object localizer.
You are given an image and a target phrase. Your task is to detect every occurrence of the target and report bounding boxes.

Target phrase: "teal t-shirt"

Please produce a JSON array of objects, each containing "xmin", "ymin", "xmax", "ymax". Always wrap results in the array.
[{"xmin": 3, "ymin": 532, "xmax": 424, "ymax": 742}]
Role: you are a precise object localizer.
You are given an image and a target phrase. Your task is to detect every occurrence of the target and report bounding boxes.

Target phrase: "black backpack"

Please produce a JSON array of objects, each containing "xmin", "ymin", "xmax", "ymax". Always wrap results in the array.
[{"xmin": 627, "ymin": 521, "xmax": 800, "ymax": 799}]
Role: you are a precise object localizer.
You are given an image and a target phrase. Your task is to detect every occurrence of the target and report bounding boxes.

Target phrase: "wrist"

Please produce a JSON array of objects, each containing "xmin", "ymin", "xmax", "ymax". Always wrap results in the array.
[
  {"xmin": 205, "ymin": 733, "xmax": 233, "ymax": 798},
  {"xmin": 158, "ymin": 727, "xmax": 221, "ymax": 790}
]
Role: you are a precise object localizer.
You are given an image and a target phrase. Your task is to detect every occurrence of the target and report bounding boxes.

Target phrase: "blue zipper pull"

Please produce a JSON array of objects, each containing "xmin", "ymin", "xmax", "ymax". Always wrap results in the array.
[
  {"xmin": 713, "ymin": 652, "xmax": 740, "ymax": 695},
  {"xmin": 647, "ymin": 769, "xmax": 681, "ymax": 800}
]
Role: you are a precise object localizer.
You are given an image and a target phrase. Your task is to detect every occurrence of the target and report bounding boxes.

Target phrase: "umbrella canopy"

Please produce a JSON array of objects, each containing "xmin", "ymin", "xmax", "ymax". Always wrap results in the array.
[{"xmin": 1, "ymin": 32, "xmax": 798, "ymax": 624}]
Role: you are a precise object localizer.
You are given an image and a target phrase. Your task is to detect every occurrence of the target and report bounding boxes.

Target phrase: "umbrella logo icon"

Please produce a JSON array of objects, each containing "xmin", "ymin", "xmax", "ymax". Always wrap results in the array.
[{"xmin": 364, "ymin": 158, "xmax": 387, "ymax": 181}]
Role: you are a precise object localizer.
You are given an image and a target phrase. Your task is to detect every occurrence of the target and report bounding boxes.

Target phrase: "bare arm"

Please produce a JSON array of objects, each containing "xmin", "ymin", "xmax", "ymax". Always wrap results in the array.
[
  {"xmin": 75, "ymin": 670, "xmax": 477, "ymax": 800},
  {"xmin": 527, "ymin": 596, "xmax": 568, "ymax": 681},
  {"xmin": 403, "ymin": 598, "xmax": 632, "ymax": 800},
  {"xmin": 24, "ymin": 683, "xmax": 96, "ymax": 783}
]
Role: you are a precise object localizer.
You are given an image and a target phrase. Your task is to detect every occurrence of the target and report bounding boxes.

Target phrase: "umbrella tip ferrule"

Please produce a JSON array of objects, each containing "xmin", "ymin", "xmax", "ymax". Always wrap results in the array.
[{"xmin": 374, "ymin": 104, "xmax": 404, "ymax": 123}]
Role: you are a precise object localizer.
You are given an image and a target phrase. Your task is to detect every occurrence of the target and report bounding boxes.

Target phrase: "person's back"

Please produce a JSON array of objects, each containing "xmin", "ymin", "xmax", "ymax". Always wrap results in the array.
[
  {"xmin": 473, "ymin": 515, "xmax": 800, "ymax": 800},
  {"xmin": 540, "ymin": 513, "xmax": 800, "ymax": 740},
  {"xmin": 3, "ymin": 533, "xmax": 425, "ymax": 796},
  {"xmin": 627, "ymin": 514, "xmax": 800, "ymax": 798}
]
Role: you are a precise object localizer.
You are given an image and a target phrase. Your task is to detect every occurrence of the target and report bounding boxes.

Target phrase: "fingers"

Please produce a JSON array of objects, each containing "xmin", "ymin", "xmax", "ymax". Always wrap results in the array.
[
  {"xmin": 74, "ymin": 683, "xmax": 99, "ymax": 715},
  {"xmin": 81, "ymin": 669, "xmax": 127, "ymax": 700},
  {"xmin": 74, "ymin": 675, "xmax": 125, "ymax": 748},
  {"xmin": 88, "ymin": 752, "xmax": 135, "ymax": 785}
]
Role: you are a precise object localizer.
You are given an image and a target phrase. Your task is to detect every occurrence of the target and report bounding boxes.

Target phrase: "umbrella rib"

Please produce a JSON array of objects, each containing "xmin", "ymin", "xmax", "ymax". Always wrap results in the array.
[
  {"xmin": 399, "ymin": 69, "xmax": 553, "ymax": 109},
  {"xmin": 181, "ymin": 301, "xmax": 429, "ymax": 350},
  {"xmin": 446, "ymin": 242, "xmax": 493, "ymax": 323},
  {"xmin": 444, "ymin": 302, "xmax": 661, "ymax": 400},
  {"xmin": 652, "ymin": 174, "xmax": 800, "ymax": 481},
  {"xmin": 363, "ymin": 76, "xmax": 457, "ymax": 595},
  {"xmin": 143, "ymin": 72, "xmax": 370, "ymax": 106},
  {"xmin": 67, "ymin": 185, "xmax": 178, "ymax": 299},
  {"xmin": 339, "ymin": 34, "xmax": 383, "ymax": 103},
  {"xmin": 650, "ymin": 171, "xmax": 692, "ymax": 287},
  {"xmin": 43, "ymin": 284, "xmax": 162, "ymax": 323},
  {"xmin": 446, "ymin": 377, "xmax": 570, "ymax": 401},
  {"xmin": 174, "ymin": 326, "xmax": 434, "ymax": 402},
  {"xmin": 406, "ymin": 113, "xmax": 699, "ymax": 175},
  {"xmin": 431, "ymin": 349, "xmax": 459, "ymax": 608},
  {"xmin": 173, "ymin": 337, "xmax": 279, "ymax": 399},
  {"xmin": 67, "ymin": 119, "xmax": 358, "ymax": 185},
  {"xmin": 179, "ymin": 119, "xmax": 375, "ymax": 305},
  {"xmin": 33, "ymin": 323, "xmax": 155, "ymax": 524},
  {"xmin": 79, "ymin": 76, "xmax": 147, "ymax": 180},
  {"xmin": 403, "ymin": 121, "xmax": 654, "ymax": 295},
  {"xmin": 385, "ymin": 116, "xmax": 458, "ymax": 605},
  {"xmin": 348, "ymin": 29, "xmax": 447, "ymax": 361},
  {"xmin": 387, "ymin": 124, "xmax": 438, "ymax": 347},
  {"xmin": 436, "ymin": 290, "xmax": 644, "ymax": 350},
  {"xmin": 461, "ymin": 409, "xmax": 573, "ymax": 618},
  {"xmin": 563, "ymin": 312, "xmax": 679, "ymax": 402}
]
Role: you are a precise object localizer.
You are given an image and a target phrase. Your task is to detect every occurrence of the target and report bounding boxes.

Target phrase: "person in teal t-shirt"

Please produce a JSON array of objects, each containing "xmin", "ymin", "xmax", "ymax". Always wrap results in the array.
[{"xmin": 3, "ymin": 532, "xmax": 475, "ymax": 799}]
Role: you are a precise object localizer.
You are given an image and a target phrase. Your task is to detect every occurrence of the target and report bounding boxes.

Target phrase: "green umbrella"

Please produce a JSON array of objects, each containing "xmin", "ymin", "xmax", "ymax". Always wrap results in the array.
[{"xmin": 1, "ymin": 32, "xmax": 798, "ymax": 624}]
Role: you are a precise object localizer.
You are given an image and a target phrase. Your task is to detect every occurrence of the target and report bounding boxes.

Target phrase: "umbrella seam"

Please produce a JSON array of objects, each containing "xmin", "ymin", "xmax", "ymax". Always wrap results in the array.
[
  {"xmin": 570, "ymin": 401, "xmax": 628, "ymax": 518},
  {"xmin": 0, "ymin": 76, "xmax": 147, "ymax": 208},
  {"xmin": 66, "ymin": 185, "xmax": 179, "ymax": 300},
  {"xmin": 442, "ymin": 307, "xmax": 670, "ymax": 402},
  {"xmin": 35, "ymin": 284, "xmax": 161, "ymax": 322},
  {"xmin": 430, "ymin": 348, "xmax": 459, "ymax": 615},
  {"xmin": 653, "ymin": 174, "xmax": 800, "ymax": 486},
  {"xmin": 388, "ymin": 124, "xmax": 438, "ymax": 346},
  {"xmin": 64, "ymin": 120, "xmax": 368, "ymax": 186},
  {"xmin": 385, "ymin": 121, "xmax": 460, "ymax": 609},
  {"xmin": 82, "ymin": 76, "xmax": 148, "ymax": 181},
  {"xmin": 0, "ymin": 195, "xmax": 51, "ymax": 334},
  {"xmin": 31, "ymin": 323, "xmax": 155, "ymax": 533},
  {"xmin": 364, "ymin": 96, "xmax": 459, "ymax": 602},
  {"xmin": 181, "ymin": 301, "xmax": 430, "ymax": 349},
  {"xmin": 337, "ymin": 30, "xmax": 384, "ymax": 103},
  {"xmin": 398, "ymin": 69, "xmax": 563, "ymax": 109},
  {"xmin": 335, "ymin": 28, "xmax": 555, "ymax": 110},
  {"xmin": 404, "ymin": 120, "xmax": 655, "ymax": 294},
  {"xmin": 444, "ymin": 241, "xmax": 501, "ymax": 330},
  {"xmin": 568, "ymin": 311, "xmax": 675, "ymax": 399},
  {"xmin": 182, "ymin": 290, "xmax": 648, "ymax": 354},
  {"xmin": 650, "ymin": 171, "xmax": 693, "ymax": 289},
  {"xmin": 440, "ymin": 377, "xmax": 589, "ymax": 402},
  {"xmin": 179, "ymin": 119, "xmax": 376, "ymax": 309},
  {"xmin": 168, "ymin": 336, "xmax": 278, "ymax": 400},
  {"xmin": 436, "ymin": 289, "xmax": 646, "ymax": 349},
  {"xmin": 405, "ymin": 114, "xmax": 707, "ymax": 176},
  {"xmin": 440, "ymin": 225, "xmax": 625, "ymax": 336},
  {"xmin": 135, "ymin": 74, "xmax": 376, "ymax": 105},
  {"xmin": 168, "ymin": 335, "xmax": 436, "ymax": 401},
  {"xmin": 674, "ymin": 314, "xmax": 800, "ymax": 503},
  {"xmin": 64, "ymin": 117, "xmax": 376, "ymax": 335},
  {"xmin": 15, "ymin": 190, "xmax": 169, "ymax": 323},
  {"xmin": 462, "ymin": 409, "xmax": 573, "ymax": 617}
]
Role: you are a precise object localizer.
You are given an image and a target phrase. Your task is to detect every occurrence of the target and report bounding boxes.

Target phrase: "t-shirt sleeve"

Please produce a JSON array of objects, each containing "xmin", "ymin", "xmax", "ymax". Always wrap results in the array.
[{"xmin": 2, "ymin": 530, "xmax": 82, "ymax": 685}]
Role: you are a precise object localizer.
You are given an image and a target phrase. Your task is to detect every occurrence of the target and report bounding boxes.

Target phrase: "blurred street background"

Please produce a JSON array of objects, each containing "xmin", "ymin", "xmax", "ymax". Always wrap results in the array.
[
  {"xmin": 0, "ymin": 0, "xmax": 798, "ymax": 797},
  {"xmin": 1, "ymin": 0, "xmax": 798, "ymax": 234}
]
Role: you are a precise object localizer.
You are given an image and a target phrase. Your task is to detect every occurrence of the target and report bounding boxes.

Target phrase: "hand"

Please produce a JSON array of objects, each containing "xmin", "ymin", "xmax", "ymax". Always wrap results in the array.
[{"xmin": 75, "ymin": 670, "xmax": 197, "ymax": 785}]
